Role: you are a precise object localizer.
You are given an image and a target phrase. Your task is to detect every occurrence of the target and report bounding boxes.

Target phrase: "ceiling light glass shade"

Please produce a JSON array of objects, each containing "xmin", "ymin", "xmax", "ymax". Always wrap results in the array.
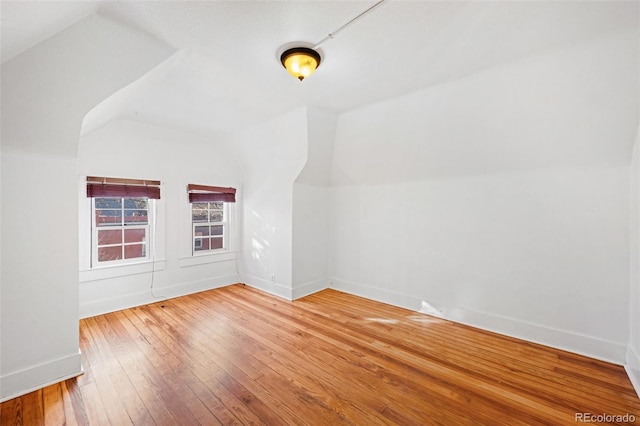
[{"xmin": 280, "ymin": 47, "xmax": 321, "ymax": 81}]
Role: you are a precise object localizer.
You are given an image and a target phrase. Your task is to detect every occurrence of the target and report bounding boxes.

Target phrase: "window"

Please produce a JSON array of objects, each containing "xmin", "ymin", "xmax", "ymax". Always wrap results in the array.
[
  {"xmin": 188, "ymin": 184, "xmax": 236, "ymax": 255},
  {"xmin": 192, "ymin": 201, "xmax": 227, "ymax": 253},
  {"xmin": 93, "ymin": 197, "xmax": 150, "ymax": 264},
  {"xmin": 86, "ymin": 176, "xmax": 161, "ymax": 267}
]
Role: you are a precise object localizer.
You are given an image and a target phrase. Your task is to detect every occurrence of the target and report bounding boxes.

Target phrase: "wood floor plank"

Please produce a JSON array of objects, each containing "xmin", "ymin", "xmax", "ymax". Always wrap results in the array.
[
  {"xmin": 201, "ymin": 290, "xmax": 424, "ymax": 421},
  {"xmin": 21, "ymin": 391, "xmax": 44, "ymax": 426},
  {"xmin": 137, "ymin": 300, "xmax": 307, "ymax": 425},
  {"xmin": 299, "ymin": 288, "xmax": 640, "ymax": 408},
  {"xmin": 78, "ymin": 383, "xmax": 110, "ymax": 426},
  {"xmin": 187, "ymin": 292, "xmax": 393, "ymax": 411},
  {"xmin": 101, "ymin": 310, "xmax": 198, "ymax": 425},
  {"xmin": 1, "ymin": 397, "xmax": 23, "ymax": 426},
  {"xmin": 106, "ymin": 370, "xmax": 153, "ymax": 425},
  {"xmin": 62, "ymin": 379, "xmax": 89, "ymax": 426},
  {"xmin": 58, "ymin": 381, "xmax": 79, "ymax": 426},
  {"xmin": 120, "ymin": 307, "xmax": 248, "ymax": 425},
  {"xmin": 118, "ymin": 309, "xmax": 241, "ymax": 422},
  {"xmin": 206, "ymin": 287, "xmax": 493, "ymax": 425},
  {"xmin": 2, "ymin": 284, "xmax": 639, "ymax": 425},
  {"xmin": 215, "ymin": 287, "xmax": 551, "ymax": 425},
  {"xmin": 42, "ymin": 384, "xmax": 65, "ymax": 426},
  {"xmin": 84, "ymin": 313, "xmax": 178, "ymax": 425}
]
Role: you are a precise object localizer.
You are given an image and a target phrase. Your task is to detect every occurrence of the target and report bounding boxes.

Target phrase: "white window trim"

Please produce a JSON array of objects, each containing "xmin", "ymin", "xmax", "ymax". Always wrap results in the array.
[
  {"xmin": 79, "ymin": 179, "xmax": 167, "ymax": 282},
  {"xmin": 177, "ymin": 195, "xmax": 236, "ymax": 267}
]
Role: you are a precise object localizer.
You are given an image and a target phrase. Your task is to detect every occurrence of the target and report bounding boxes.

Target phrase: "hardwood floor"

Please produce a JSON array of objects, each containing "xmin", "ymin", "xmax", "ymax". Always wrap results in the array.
[{"xmin": 2, "ymin": 284, "xmax": 639, "ymax": 425}]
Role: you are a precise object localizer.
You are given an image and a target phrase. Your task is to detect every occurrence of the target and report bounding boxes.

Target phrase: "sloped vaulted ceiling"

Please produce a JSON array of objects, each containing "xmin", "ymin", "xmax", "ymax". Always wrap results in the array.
[
  {"xmin": 2, "ymin": 1, "xmax": 638, "ymax": 159},
  {"xmin": 1, "ymin": 10, "xmax": 174, "ymax": 156}
]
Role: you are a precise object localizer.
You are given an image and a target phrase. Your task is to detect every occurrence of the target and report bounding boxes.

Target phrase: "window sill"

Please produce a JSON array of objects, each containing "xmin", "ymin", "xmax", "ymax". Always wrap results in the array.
[
  {"xmin": 179, "ymin": 251, "xmax": 236, "ymax": 268},
  {"xmin": 80, "ymin": 259, "xmax": 166, "ymax": 283}
]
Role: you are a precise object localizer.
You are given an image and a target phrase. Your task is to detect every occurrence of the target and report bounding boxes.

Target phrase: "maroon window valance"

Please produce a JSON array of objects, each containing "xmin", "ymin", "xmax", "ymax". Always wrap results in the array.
[
  {"xmin": 86, "ymin": 176, "xmax": 161, "ymax": 199},
  {"xmin": 188, "ymin": 184, "xmax": 236, "ymax": 203}
]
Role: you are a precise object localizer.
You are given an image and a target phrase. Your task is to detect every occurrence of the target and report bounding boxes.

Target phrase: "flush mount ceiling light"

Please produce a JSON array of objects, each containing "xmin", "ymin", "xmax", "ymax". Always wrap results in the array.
[
  {"xmin": 280, "ymin": 47, "xmax": 322, "ymax": 81},
  {"xmin": 279, "ymin": 0, "xmax": 386, "ymax": 81}
]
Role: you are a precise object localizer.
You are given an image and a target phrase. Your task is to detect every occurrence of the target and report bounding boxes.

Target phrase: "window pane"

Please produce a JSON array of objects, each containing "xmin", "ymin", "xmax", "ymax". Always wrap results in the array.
[
  {"xmin": 195, "ymin": 226, "xmax": 210, "ymax": 237},
  {"xmin": 124, "ymin": 198, "xmax": 148, "ymax": 209},
  {"xmin": 98, "ymin": 246, "xmax": 122, "ymax": 261},
  {"xmin": 98, "ymin": 229, "xmax": 122, "ymax": 245},
  {"xmin": 124, "ymin": 244, "xmax": 145, "ymax": 259},
  {"xmin": 192, "ymin": 210, "xmax": 208, "ymax": 222},
  {"xmin": 124, "ymin": 210, "xmax": 148, "ymax": 225},
  {"xmin": 210, "ymin": 237, "xmax": 223, "ymax": 249},
  {"xmin": 93, "ymin": 196, "xmax": 151, "ymax": 265},
  {"xmin": 191, "ymin": 201, "xmax": 227, "ymax": 254},
  {"xmin": 195, "ymin": 238, "xmax": 210, "ymax": 251},
  {"xmin": 194, "ymin": 238, "xmax": 206, "ymax": 251},
  {"xmin": 96, "ymin": 209, "xmax": 122, "ymax": 226},
  {"xmin": 95, "ymin": 198, "xmax": 121, "ymax": 209},
  {"xmin": 124, "ymin": 229, "xmax": 145, "ymax": 243}
]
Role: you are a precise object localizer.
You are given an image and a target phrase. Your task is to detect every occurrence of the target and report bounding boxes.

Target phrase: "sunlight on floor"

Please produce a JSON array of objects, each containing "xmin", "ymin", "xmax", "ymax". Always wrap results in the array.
[{"xmin": 364, "ymin": 318, "xmax": 399, "ymax": 324}]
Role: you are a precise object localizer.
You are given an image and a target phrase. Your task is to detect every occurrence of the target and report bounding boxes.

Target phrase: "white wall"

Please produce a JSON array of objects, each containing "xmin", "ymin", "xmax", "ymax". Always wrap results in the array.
[
  {"xmin": 628, "ymin": 126, "xmax": 640, "ymax": 395},
  {"xmin": 292, "ymin": 108, "xmax": 338, "ymax": 298},
  {"xmin": 226, "ymin": 108, "xmax": 308, "ymax": 299},
  {"xmin": 292, "ymin": 184, "xmax": 330, "ymax": 298},
  {"xmin": 1, "ymin": 153, "xmax": 82, "ymax": 400},
  {"xmin": 330, "ymin": 167, "xmax": 629, "ymax": 361},
  {"xmin": 0, "ymin": 148, "xmax": 2, "ymax": 395},
  {"xmin": 0, "ymin": 14, "xmax": 172, "ymax": 401},
  {"xmin": 78, "ymin": 120, "xmax": 241, "ymax": 317},
  {"xmin": 295, "ymin": 108, "xmax": 338, "ymax": 187},
  {"xmin": 328, "ymin": 27, "xmax": 637, "ymax": 363}
]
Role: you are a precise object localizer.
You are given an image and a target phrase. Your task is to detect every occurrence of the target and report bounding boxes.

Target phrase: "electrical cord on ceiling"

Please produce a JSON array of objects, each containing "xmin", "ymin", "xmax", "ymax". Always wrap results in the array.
[{"xmin": 313, "ymin": 0, "xmax": 387, "ymax": 49}]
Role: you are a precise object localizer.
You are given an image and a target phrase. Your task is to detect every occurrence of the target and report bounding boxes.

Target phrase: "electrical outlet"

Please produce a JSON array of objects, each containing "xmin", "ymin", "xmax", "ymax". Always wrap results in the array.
[{"xmin": 271, "ymin": 274, "xmax": 275, "ymax": 283}]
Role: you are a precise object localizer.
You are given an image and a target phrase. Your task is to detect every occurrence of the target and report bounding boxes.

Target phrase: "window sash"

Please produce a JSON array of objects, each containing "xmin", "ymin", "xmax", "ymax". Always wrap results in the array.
[
  {"xmin": 193, "ymin": 223, "xmax": 227, "ymax": 253},
  {"xmin": 91, "ymin": 198, "xmax": 152, "ymax": 267},
  {"xmin": 191, "ymin": 202, "xmax": 228, "ymax": 254}
]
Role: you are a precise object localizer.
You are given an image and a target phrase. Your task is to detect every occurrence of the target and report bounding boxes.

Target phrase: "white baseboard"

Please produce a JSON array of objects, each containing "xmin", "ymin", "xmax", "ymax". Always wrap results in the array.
[
  {"xmin": 626, "ymin": 345, "xmax": 640, "ymax": 399},
  {"xmin": 0, "ymin": 351, "xmax": 83, "ymax": 402},
  {"xmin": 79, "ymin": 274, "xmax": 239, "ymax": 318},
  {"xmin": 292, "ymin": 278, "xmax": 328, "ymax": 300},
  {"xmin": 241, "ymin": 273, "xmax": 293, "ymax": 300},
  {"xmin": 329, "ymin": 277, "xmax": 627, "ymax": 365}
]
